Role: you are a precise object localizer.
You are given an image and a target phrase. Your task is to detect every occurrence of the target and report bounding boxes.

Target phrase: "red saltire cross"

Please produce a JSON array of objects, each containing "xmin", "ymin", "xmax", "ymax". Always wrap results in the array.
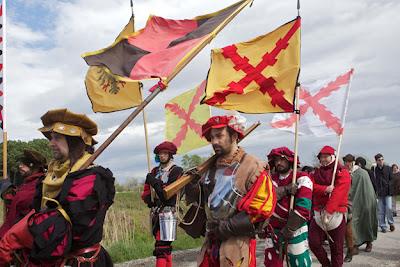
[
  {"xmin": 271, "ymin": 70, "xmax": 353, "ymax": 135},
  {"xmin": 165, "ymin": 81, "xmax": 206, "ymax": 148},
  {"xmin": 204, "ymin": 18, "xmax": 301, "ymax": 112}
]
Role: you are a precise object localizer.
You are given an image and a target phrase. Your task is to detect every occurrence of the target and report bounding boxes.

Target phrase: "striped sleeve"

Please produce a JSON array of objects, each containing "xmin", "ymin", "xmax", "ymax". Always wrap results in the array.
[{"xmin": 294, "ymin": 175, "xmax": 313, "ymax": 220}]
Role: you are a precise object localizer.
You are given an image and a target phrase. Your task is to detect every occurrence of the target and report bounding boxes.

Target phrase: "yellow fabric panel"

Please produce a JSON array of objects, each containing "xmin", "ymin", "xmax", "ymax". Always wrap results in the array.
[
  {"xmin": 204, "ymin": 18, "xmax": 300, "ymax": 113},
  {"xmin": 165, "ymin": 84, "xmax": 210, "ymax": 154},
  {"xmin": 85, "ymin": 66, "xmax": 142, "ymax": 113},
  {"xmin": 248, "ymin": 174, "xmax": 275, "ymax": 213}
]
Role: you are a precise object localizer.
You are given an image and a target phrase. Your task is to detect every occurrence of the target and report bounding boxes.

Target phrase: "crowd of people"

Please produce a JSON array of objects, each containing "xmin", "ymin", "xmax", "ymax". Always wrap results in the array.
[
  {"xmin": 140, "ymin": 115, "xmax": 399, "ymax": 267},
  {"xmin": 0, "ymin": 112, "xmax": 398, "ymax": 267}
]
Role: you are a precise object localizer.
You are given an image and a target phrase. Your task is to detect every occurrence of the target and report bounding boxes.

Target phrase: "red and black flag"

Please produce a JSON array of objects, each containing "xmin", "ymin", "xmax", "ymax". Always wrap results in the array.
[{"xmin": 82, "ymin": 0, "xmax": 251, "ymax": 82}]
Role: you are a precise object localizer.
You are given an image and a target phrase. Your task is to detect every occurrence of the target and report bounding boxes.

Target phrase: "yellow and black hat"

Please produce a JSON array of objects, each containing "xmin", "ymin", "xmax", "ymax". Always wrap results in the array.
[{"xmin": 38, "ymin": 108, "xmax": 98, "ymax": 146}]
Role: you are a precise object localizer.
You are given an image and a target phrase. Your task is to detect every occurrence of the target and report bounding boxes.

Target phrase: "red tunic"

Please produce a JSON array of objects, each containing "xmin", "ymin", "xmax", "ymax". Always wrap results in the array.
[
  {"xmin": 0, "ymin": 172, "xmax": 43, "ymax": 236},
  {"xmin": 270, "ymin": 171, "xmax": 313, "ymax": 230},
  {"xmin": 311, "ymin": 162, "xmax": 350, "ymax": 214}
]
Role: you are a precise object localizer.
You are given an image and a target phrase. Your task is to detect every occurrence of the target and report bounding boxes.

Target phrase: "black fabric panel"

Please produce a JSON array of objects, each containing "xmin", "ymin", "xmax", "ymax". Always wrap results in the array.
[
  {"xmin": 168, "ymin": 0, "xmax": 244, "ymax": 48},
  {"xmin": 84, "ymin": 40, "xmax": 150, "ymax": 77}
]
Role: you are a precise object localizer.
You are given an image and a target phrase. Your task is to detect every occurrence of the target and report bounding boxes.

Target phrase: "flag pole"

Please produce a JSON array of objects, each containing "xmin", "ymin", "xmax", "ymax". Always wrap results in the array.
[
  {"xmin": 142, "ymin": 109, "xmax": 152, "ymax": 173},
  {"xmin": 289, "ymin": 84, "xmax": 300, "ymax": 210},
  {"xmin": 79, "ymin": 0, "xmax": 253, "ymax": 170},
  {"xmin": 330, "ymin": 68, "xmax": 353, "ymax": 186},
  {"xmin": 289, "ymin": 0, "xmax": 301, "ymax": 210},
  {"xmin": 2, "ymin": 0, "xmax": 7, "ymax": 180}
]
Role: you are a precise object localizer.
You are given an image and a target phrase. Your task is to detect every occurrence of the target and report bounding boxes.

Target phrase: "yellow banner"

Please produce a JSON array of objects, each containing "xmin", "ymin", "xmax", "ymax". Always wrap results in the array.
[
  {"xmin": 165, "ymin": 81, "xmax": 210, "ymax": 154},
  {"xmin": 202, "ymin": 17, "xmax": 301, "ymax": 113}
]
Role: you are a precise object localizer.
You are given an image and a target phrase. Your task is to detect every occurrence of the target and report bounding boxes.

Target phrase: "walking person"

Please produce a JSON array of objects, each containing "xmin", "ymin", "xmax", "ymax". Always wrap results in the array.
[
  {"xmin": 391, "ymin": 164, "xmax": 400, "ymax": 217},
  {"xmin": 372, "ymin": 153, "xmax": 394, "ymax": 233}
]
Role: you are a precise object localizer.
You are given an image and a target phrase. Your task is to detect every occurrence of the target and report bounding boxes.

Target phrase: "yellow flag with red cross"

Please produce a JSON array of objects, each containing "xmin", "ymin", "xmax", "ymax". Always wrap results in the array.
[
  {"xmin": 165, "ymin": 81, "xmax": 211, "ymax": 154},
  {"xmin": 202, "ymin": 17, "xmax": 301, "ymax": 113}
]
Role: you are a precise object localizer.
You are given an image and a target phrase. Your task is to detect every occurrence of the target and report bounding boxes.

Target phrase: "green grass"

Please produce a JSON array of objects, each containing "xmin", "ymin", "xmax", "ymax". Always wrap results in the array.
[{"xmin": 102, "ymin": 190, "xmax": 203, "ymax": 263}]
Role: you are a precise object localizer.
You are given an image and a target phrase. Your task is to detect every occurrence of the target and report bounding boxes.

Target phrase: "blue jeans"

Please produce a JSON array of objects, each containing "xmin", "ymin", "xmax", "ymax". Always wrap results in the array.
[{"xmin": 378, "ymin": 196, "xmax": 394, "ymax": 229}]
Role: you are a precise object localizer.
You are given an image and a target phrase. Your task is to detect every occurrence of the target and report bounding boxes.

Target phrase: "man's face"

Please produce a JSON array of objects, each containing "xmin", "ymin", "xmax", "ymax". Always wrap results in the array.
[
  {"xmin": 18, "ymin": 163, "xmax": 32, "ymax": 177},
  {"xmin": 344, "ymin": 161, "xmax": 353, "ymax": 171},
  {"xmin": 209, "ymin": 127, "xmax": 235, "ymax": 156},
  {"xmin": 274, "ymin": 156, "xmax": 291, "ymax": 174},
  {"xmin": 319, "ymin": 154, "xmax": 333, "ymax": 166},
  {"xmin": 158, "ymin": 151, "xmax": 170, "ymax": 164},
  {"xmin": 49, "ymin": 132, "xmax": 69, "ymax": 161},
  {"xmin": 376, "ymin": 157, "xmax": 384, "ymax": 167},
  {"xmin": 393, "ymin": 165, "xmax": 399, "ymax": 173}
]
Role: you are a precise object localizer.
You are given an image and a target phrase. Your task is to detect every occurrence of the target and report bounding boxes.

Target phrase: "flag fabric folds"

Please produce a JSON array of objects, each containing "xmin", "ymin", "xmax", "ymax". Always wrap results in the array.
[
  {"xmin": 84, "ymin": 15, "xmax": 142, "ymax": 113},
  {"xmin": 83, "ymin": 0, "xmax": 249, "ymax": 81},
  {"xmin": 271, "ymin": 69, "xmax": 354, "ymax": 136},
  {"xmin": 165, "ymin": 81, "xmax": 210, "ymax": 154},
  {"xmin": 83, "ymin": 0, "xmax": 250, "ymax": 112},
  {"xmin": 202, "ymin": 17, "xmax": 301, "ymax": 114}
]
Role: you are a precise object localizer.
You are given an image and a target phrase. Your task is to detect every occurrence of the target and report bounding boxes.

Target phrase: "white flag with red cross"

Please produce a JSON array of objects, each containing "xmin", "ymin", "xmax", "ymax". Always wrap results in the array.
[{"xmin": 270, "ymin": 69, "xmax": 354, "ymax": 137}]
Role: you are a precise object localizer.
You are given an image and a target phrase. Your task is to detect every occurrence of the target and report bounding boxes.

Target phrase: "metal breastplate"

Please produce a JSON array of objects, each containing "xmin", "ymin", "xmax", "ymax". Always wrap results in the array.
[{"xmin": 205, "ymin": 162, "xmax": 243, "ymax": 220}]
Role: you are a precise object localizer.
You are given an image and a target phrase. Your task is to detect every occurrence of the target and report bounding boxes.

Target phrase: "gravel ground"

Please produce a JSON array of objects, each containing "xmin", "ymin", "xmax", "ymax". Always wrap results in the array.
[{"xmin": 117, "ymin": 216, "xmax": 400, "ymax": 267}]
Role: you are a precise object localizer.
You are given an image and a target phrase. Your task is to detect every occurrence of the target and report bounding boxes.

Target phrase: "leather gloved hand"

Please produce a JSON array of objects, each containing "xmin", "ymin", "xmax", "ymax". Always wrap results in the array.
[
  {"xmin": 211, "ymin": 211, "xmax": 256, "ymax": 241},
  {"xmin": 276, "ymin": 183, "xmax": 297, "ymax": 201},
  {"xmin": 145, "ymin": 173, "xmax": 166, "ymax": 202},
  {"xmin": 145, "ymin": 173, "xmax": 158, "ymax": 187}
]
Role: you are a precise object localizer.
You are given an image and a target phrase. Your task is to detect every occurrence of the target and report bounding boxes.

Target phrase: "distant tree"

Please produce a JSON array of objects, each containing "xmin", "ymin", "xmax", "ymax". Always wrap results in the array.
[
  {"xmin": 125, "ymin": 177, "xmax": 139, "ymax": 191},
  {"xmin": 114, "ymin": 183, "xmax": 126, "ymax": 193},
  {"xmin": 181, "ymin": 154, "xmax": 207, "ymax": 171},
  {"xmin": 0, "ymin": 139, "xmax": 52, "ymax": 184}
]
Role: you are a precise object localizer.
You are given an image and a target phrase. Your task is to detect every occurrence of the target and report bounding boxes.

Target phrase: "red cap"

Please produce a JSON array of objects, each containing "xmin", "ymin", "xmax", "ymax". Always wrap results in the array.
[
  {"xmin": 318, "ymin": 145, "xmax": 336, "ymax": 158},
  {"xmin": 202, "ymin": 115, "xmax": 245, "ymax": 141},
  {"xmin": 154, "ymin": 141, "xmax": 177, "ymax": 155},
  {"xmin": 267, "ymin": 146, "xmax": 299, "ymax": 165}
]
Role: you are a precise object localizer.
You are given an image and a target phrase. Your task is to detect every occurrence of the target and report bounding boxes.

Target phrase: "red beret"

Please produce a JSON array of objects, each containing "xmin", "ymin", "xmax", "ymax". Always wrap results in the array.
[
  {"xmin": 202, "ymin": 115, "xmax": 245, "ymax": 141},
  {"xmin": 318, "ymin": 145, "xmax": 336, "ymax": 158},
  {"xmin": 267, "ymin": 146, "xmax": 299, "ymax": 165},
  {"xmin": 154, "ymin": 141, "xmax": 177, "ymax": 155}
]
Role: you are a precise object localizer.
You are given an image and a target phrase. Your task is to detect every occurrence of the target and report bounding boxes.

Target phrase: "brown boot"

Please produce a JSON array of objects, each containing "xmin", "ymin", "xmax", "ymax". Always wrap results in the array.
[
  {"xmin": 365, "ymin": 242, "xmax": 372, "ymax": 252},
  {"xmin": 390, "ymin": 224, "xmax": 395, "ymax": 232}
]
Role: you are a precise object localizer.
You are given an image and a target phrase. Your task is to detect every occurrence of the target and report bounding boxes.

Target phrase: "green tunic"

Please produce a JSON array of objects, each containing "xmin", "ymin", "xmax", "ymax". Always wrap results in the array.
[{"xmin": 350, "ymin": 166, "xmax": 378, "ymax": 245}]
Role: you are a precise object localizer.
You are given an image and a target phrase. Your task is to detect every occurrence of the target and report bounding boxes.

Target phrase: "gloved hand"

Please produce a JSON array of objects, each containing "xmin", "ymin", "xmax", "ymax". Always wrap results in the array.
[
  {"xmin": 145, "ymin": 173, "xmax": 158, "ymax": 187},
  {"xmin": 276, "ymin": 183, "xmax": 297, "ymax": 201},
  {"xmin": 207, "ymin": 212, "xmax": 255, "ymax": 241},
  {"xmin": 145, "ymin": 173, "xmax": 165, "ymax": 202}
]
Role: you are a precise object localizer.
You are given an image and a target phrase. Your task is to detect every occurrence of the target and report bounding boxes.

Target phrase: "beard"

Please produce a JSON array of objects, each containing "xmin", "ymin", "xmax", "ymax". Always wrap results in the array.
[
  {"xmin": 19, "ymin": 169, "xmax": 32, "ymax": 178},
  {"xmin": 275, "ymin": 164, "xmax": 290, "ymax": 174}
]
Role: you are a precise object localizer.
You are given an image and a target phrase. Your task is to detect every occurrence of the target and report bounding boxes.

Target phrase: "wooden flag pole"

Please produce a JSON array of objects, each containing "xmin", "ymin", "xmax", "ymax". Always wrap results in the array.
[
  {"xmin": 142, "ymin": 109, "xmax": 152, "ymax": 173},
  {"xmin": 289, "ymin": 85, "xmax": 300, "ymax": 210},
  {"xmin": 2, "ymin": 0, "xmax": 7, "ymax": 180},
  {"xmin": 329, "ymin": 68, "xmax": 353, "ymax": 187},
  {"xmin": 79, "ymin": 0, "xmax": 252, "ymax": 170},
  {"xmin": 330, "ymin": 133, "xmax": 343, "ymax": 187}
]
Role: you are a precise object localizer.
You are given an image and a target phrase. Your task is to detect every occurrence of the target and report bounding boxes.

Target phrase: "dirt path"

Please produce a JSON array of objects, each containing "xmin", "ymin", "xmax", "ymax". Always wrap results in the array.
[{"xmin": 117, "ymin": 216, "xmax": 400, "ymax": 266}]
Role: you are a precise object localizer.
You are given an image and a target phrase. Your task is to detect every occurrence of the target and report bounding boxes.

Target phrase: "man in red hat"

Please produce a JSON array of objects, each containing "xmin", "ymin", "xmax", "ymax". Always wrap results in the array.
[
  {"xmin": 184, "ymin": 115, "xmax": 276, "ymax": 267},
  {"xmin": 264, "ymin": 147, "xmax": 313, "ymax": 267},
  {"xmin": 141, "ymin": 141, "xmax": 183, "ymax": 267},
  {"xmin": 0, "ymin": 149, "xmax": 47, "ymax": 237},
  {"xmin": 309, "ymin": 145, "xmax": 351, "ymax": 267}
]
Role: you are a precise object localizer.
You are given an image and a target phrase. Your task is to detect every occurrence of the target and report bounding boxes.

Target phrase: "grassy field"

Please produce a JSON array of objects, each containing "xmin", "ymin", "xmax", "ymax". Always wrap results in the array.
[
  {"xmin": 103, "ymin": 189, "xmax": 203, "ymax": 263},
  {"xmin": 0, "ymin": 189, "xmax": 203, "ymax": 263}
]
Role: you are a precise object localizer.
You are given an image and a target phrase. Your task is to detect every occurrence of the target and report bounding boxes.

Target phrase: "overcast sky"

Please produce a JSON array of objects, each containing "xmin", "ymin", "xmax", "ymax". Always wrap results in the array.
[{"xmin": 6, "ymin": 0, "xmax": 400, "ymax": 183}]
